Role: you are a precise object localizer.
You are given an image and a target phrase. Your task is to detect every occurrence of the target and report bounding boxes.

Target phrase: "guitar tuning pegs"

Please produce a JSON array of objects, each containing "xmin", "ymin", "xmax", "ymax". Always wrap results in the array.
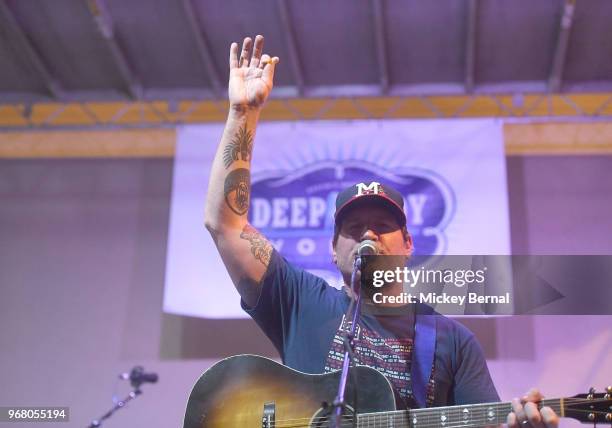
[{"xmin": 587, "ymin": 387, "xmax": 594, "ymax": 400}]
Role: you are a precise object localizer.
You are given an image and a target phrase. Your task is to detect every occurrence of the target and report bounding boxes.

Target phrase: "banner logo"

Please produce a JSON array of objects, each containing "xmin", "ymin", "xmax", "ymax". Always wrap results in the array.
[{"xmin": 250, "ymin": 161, "xmax": 455, "ymax": 285}]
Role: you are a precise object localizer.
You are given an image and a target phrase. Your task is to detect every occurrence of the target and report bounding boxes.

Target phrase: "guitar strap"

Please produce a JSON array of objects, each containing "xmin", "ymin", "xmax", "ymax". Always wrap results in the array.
[{"xmin": 411, "ymin": 310, "xmax": 436, "ymax": 408}]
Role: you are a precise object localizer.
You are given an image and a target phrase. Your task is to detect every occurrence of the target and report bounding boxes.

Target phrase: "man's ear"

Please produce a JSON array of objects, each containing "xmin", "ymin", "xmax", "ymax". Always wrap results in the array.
[
  {"xmin": 403, "ymin": 229, "xmax": 414, "ymax": 256},
  {"xmin": 332, "ymin": 246, "xmax": 338, "ymax": 265}
]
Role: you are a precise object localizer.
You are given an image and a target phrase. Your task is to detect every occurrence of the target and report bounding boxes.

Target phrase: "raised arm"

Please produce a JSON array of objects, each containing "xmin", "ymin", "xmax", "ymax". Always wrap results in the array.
[{"xmin": 204, "ymin": 35, "xmax": 279, "ymax": 308}]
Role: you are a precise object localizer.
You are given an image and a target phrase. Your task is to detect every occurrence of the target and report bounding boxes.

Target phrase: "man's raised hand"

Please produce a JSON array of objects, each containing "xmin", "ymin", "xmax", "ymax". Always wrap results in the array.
[{"xmin": 228, "ymin": 35, "xmax": 279, "ymax": 110}]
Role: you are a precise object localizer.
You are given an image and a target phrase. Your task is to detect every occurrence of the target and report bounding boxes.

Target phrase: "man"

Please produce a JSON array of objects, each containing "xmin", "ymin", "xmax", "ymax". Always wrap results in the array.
[{"xmin": 204, "ymin": 34, "xmax": 559, "ymax": 427}]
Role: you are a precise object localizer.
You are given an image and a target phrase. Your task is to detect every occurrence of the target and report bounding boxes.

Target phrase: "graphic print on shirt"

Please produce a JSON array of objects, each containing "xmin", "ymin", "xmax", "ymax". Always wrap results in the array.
[{"xmin": 324, "ymin": 314, "xmax": 414, "ymax": 407}]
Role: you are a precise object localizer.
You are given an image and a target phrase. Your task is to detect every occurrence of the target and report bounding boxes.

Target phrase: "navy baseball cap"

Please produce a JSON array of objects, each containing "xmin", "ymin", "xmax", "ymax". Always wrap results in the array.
[{"xmin": 334, "ymin": 182, "xmax": 407, "ymax": 227}]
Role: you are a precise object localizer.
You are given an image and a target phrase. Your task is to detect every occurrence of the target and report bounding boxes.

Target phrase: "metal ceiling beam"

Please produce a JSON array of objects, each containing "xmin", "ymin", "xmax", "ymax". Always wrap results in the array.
[
  {"xmin": 85, "ymin": 0, "xmax": 142, "ymax": 100},
  {"xmin": 371, "ymin": 0, "xmax": 389, "ymax": 94},
  {"xmin": 276, "ymin": 0, "xmax": 305, "ymax": 96},
  {"xmin": 0, "ymin": 2, "xmax": 62, "ymax": 99},
  {"xmin": 8, "ymin": 80, "xmax": 612, "ymax": 104},
  {"xmin": 464, "ymin": 0, "xmax": 478, "ymax": 93},
  {"xmin": 549, "ymin": 0, "xmax": 576, "ymax": 93},
  {"xmin": 3, "ymin": 93, "xmax": 612, "ymax": 131},
  {"xmin": 181, "ymin": 0, "xmax": 222, "ymax": 98}
]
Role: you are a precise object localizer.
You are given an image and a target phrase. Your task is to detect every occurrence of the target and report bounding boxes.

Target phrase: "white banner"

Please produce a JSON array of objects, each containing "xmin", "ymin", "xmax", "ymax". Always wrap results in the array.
[{"xmin": 163, "ymin": 119, "xmax": 510, "ymax": 318}]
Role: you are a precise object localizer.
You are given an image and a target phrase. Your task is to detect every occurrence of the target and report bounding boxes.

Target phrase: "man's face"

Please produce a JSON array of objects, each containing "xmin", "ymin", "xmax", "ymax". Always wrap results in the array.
[{"xmin": 332, "ymin": 201, "xmax": 413, "ymax": 283}]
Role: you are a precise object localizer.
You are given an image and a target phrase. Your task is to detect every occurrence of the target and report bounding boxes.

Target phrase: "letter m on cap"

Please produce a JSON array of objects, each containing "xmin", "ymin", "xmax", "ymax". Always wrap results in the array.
[{"xmin": 356, "ymin": 181, "xmax": 382, "ymax": 196}]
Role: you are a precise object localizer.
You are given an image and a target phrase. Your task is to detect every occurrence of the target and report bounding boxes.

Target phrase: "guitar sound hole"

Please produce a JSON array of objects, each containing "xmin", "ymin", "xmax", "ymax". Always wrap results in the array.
[{"xmin": 310, "ymin": 404, "xmax": 356, "ymax": 428}]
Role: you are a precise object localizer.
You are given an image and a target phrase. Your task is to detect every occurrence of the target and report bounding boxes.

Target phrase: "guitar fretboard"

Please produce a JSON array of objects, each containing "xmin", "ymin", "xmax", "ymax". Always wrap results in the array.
[{"xmin": 356, "ymin": 398, "xmax": 563, "ymax": 428}]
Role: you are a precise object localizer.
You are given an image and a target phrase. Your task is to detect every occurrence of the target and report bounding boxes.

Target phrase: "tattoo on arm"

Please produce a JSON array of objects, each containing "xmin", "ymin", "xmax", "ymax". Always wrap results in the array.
[
  {"xmin": 240, "ymin": 224, "xmax": 272, "ymax": 267},
  {"xmin": 224, "ymin": 168, "xmax": 250, "ymax": 215},
  {"xmin": 223, "ymin": 125, "xmax": 254, "ymax": 168}
]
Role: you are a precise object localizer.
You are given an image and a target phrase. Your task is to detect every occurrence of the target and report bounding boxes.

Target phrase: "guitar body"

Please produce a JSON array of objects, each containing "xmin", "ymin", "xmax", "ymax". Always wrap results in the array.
[{"xmin": 183, "ymin": 354, "xmax": 397, "ymax": 428}]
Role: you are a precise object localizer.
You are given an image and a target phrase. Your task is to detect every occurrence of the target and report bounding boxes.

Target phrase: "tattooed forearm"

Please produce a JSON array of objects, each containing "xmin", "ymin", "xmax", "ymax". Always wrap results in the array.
[
  {"xmin": 240, "ymin": 224, "xmax": 272, "ymax": 267},
  {"xmin": 223, "ymin": 125, "xmax": 254, "ymax": 168},
  {"xmin": 224, "ymin": 168, "xmax": 250, "ymax": 215}
]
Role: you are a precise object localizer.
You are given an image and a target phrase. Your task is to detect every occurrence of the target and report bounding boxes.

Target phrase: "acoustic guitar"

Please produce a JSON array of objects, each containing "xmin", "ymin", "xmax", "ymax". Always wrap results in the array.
[{"xmin": 184, "ymin": 354, "xmax": 611, "ymax": 427}]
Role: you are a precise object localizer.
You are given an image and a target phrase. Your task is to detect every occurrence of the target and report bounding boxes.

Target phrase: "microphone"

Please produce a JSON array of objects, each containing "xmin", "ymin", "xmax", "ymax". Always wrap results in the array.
[
  {"xmin": 357, "ymin": 240, "xmax": 378, "ymax": 257},
  {"xmin": 120, "ymin": 366, "xmax": 158, "ymax": 388}
]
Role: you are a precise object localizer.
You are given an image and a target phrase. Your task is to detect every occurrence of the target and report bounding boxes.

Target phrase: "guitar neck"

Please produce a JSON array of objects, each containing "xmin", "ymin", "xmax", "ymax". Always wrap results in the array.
[{"xmin": 356, "ymin": 398, "xmax": 563, "ymax": 428}]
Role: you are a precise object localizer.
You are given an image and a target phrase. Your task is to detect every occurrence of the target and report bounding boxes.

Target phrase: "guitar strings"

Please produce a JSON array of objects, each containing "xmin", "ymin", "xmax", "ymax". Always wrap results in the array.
[
  {"xmin": 271, "ymin": 396, "xmax": 607, "ymax": 423},
  {"xmin": 268, "ymin": 400, "xmax": 607, "ymax": 428},
  {"xmin": 265, "ymin": 397, "xmax": 611, "ymax": 428},
  {"xmin": 270, "ymin": 408, "xmax": 612, "ymax": 428},
  {"xmin": 262, "ymin": 408, "xmax": 612, "ymax": 428},
  {"xmin": 271, "ymin": 396, "xmax": 608, "ymax": 423}
]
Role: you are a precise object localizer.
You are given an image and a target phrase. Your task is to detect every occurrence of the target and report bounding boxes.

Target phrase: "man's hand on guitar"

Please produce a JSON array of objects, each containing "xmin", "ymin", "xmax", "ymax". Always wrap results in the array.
[
  {"xmin": 229, "ymin": 35, "xmax": 279, "ymax": 111},
  {"xmin": 507, "ymin": 388, "xmax": 559, "ymax": 428}
]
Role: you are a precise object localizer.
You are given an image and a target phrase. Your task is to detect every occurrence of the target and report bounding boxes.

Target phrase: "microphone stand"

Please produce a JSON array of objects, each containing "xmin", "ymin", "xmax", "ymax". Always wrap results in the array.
[
  {"xmin": 86, "ymin": 366, "xmax": 157, "ymax": 428},
  {"xmin": 331, "ymin": 255, "xmax": 364, "ymax": 428},
  {"xmin": 86, "ymin": 388, "xmax": 142, "ymax": 428}
]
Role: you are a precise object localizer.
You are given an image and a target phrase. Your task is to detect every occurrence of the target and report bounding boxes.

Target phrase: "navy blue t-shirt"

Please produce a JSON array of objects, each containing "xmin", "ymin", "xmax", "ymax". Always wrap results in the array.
[{"xmin": 242, "ymin": 250, "xmax": 499, "ymax": 408}]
